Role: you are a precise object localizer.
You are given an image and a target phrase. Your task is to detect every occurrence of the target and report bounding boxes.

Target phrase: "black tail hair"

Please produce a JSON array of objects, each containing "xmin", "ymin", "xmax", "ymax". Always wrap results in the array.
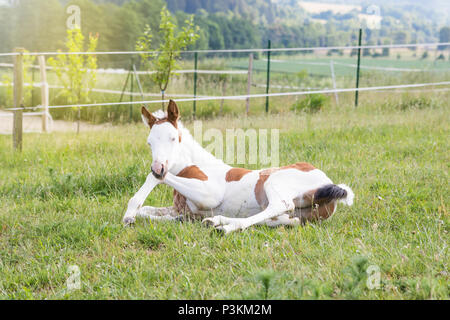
[{"xmin": 313, "ymin": 184, "xmax": 347, "ymax": 205}]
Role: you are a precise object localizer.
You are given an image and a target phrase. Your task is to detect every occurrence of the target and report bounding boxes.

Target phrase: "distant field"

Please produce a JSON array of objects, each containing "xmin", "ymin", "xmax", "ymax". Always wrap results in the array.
[
  {"xmin": 297, "ymin": 1, "xmax": 361, "ymax": 14},
  {"xmin": 229, "ymin": 56, "xmax": 450, "ymax": 77},
  {"xmin": 0, "ymin": 98, "xmax": 448, "ymax": 299}
]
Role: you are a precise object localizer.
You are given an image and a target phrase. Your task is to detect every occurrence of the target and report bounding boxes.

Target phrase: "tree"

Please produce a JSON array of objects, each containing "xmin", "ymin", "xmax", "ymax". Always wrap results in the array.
[
  {"xmin": 136, "ymin": 6, "xmax": 199, "ymax": 106},
  {"xmin": 48, "ymin": 27, "xmax": 98, "ymax": 133},
  {"xmin": 438, "ymin": 26, "xmax": 450, "ymax": 50}
]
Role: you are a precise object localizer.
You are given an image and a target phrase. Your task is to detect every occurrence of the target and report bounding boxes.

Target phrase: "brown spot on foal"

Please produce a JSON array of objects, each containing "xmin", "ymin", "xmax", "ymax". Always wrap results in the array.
[
  {"xmin": 225, "ymin": 168, "xmax": 252, "ymax": 182},
  {"xmin": 177, "ymin": 165, "xmax": 208, "ymax": 181},
  {"xmin": 172, "ymin": 165, "xmax": 208, "ymax": 219},
  {"xmin": 284, "ymin": 162, "xmax": 316, "ymax": 172},
  {"xmin": 297, "ymin": 202, "xmax": 336, "ymax": 222},
  {"xmin": 254, "ymin": 162, "xmax": 316, "ymax": 208}
]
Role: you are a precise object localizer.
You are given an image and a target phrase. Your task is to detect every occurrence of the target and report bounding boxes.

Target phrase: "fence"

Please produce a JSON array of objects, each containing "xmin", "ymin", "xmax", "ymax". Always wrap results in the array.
[{"xmin": 1, "ymin": 39, "xmax": 449, "ymax": 150}]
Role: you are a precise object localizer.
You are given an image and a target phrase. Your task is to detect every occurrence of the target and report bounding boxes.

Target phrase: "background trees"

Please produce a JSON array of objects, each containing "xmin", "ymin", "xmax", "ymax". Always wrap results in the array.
[{"xmin": 0, "ymin": 0, "xmax": 448, "ymax": 57}]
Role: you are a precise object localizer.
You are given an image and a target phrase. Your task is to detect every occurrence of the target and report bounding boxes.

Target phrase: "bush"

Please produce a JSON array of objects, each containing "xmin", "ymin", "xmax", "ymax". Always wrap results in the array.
[
  {"xmin": 399, "ymin": 97, "xmax": 433, "ymax": 110},
  {"xmin": 291, "ymin": 93, "xmax": 330, "ymax": 113}
]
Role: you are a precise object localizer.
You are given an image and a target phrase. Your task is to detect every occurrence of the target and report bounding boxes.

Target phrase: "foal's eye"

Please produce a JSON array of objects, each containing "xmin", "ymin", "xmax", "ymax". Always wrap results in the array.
[{"xmin": 171, "ymin": 137, "xmax": 176, "ymax": 142}]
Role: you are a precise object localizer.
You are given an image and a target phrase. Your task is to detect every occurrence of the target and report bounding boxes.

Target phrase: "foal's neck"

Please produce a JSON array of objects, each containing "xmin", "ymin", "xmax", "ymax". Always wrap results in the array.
[{"xmin": 173, "ymin": 126, "xmax": 229, "ymax": 173}]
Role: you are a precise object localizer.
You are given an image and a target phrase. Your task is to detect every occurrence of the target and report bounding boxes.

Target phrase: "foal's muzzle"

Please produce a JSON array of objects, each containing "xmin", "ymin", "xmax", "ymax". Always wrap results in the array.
[{"xmin": 151, "ymin": 162, "xmax": 166, "ymax": 180}]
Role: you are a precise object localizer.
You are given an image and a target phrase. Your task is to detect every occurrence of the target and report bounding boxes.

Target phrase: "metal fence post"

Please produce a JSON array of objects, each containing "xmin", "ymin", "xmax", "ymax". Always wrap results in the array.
[
  {"xmin": 13, "ymin": 48, "xmax": 24, "ymax": 151},
  {"xmin": 193, "ymin": 52, "xmax": 198, "ymax": 119},
  {"xmin": 265, "ymin": 40, "xmax": 271, "ymax": 113},
  {"xmin": 355, "ymin": 28, "xmax": 362, "ymax": 108}
]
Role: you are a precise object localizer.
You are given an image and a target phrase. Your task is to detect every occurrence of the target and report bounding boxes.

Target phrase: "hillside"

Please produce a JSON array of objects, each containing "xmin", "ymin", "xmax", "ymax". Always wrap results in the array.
[{"xmin": 0, "ymin": 0, "xmax": 448, "ymax": 55}]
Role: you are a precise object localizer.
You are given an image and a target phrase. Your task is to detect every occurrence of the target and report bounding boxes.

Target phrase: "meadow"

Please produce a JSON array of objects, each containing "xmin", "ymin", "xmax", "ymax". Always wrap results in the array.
[{"xmin": 0, "ymin": 93, "xmax": 448, "ymax": 299}]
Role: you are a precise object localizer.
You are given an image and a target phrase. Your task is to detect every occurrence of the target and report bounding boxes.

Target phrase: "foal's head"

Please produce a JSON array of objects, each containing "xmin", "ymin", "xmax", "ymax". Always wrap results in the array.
[{"xmin": 141, "ymin": 100, "xmax": 181, "ymax": 179}]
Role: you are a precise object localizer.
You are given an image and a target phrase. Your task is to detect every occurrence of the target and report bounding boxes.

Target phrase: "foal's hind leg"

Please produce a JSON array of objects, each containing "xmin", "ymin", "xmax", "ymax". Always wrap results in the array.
[
  {"xmin": 137, "ymin": 206, "xmax": 181, "ymax": 221},
  {"xmin": 203, "ymin": 176, "xmax": 296, "ymax": 233},
  {"xmin": 295, "ymin": 201, "xmax": 337, "ymax": 223}
]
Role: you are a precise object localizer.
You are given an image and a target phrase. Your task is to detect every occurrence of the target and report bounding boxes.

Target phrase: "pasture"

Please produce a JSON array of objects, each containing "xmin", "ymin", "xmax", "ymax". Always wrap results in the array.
[
  {"xmin": 0, "ymin": 96, "xmax": 448, "ymax": 299},
  {"xmin": 1, "ymin": 49, "xmax": 449, "ymax": 125}
]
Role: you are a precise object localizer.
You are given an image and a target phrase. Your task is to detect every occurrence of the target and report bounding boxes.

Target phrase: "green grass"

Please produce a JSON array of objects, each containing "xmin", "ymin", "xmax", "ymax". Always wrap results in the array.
[{"xmin": 0, "ymin": 100, "xmax": 449, "ymax": 299}]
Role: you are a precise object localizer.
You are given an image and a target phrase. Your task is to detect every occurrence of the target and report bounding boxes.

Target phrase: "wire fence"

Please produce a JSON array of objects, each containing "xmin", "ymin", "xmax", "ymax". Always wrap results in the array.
[{"xmin": 0, "ymin": 40, "xmax": 449, "ymax": 138}]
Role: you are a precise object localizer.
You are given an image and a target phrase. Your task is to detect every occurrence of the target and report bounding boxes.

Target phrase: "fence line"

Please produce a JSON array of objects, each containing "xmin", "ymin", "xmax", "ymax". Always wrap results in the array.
[
  {"xmin": 0, "ymin": 42, "xmax": 449, "ymax": 57},
  {"xmin": 0, "ymin": 81, "xmax": 217, "ymax": 99},
  {"xmin": 253, "ymin": 83, "xmax": 324, "ymax": 90},
  {"xmin": 267, "ymin": 59, "xmax": 449, "ymax": 72},
  {"xmin": 5, "ymin": 81, "xmax": 449, "ymax": 112},
  {"xmin": 0, "ymin": 63, "xmax": 247, "ymax": 75}
]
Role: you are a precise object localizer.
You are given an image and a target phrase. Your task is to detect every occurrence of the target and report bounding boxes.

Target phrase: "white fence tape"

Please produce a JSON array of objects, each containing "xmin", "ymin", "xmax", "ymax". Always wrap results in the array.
[
  {"xmin": 0, "ymin": 63, "xmax": 247, "ymax": 75},
  {"xmin": 0, "ymin": 81, "xmax": 214, "ymax": 98},
  {"xmin": 1, "ymin": 42, "xmax": 449, "ymax": 56},
  {"xmin": 4, "ymin": 81, "xmax": 449, "ymax": 111}
]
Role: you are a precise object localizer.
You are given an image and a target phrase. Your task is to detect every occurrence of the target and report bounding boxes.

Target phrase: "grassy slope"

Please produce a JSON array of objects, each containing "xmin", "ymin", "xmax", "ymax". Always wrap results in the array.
[
  {"xmin": 0, "ymin": 102, "xmax": 448, "ymax": 299},
  {"xmin": 230, "ymin": 56, "xmax": 450, "ymax": 76}
]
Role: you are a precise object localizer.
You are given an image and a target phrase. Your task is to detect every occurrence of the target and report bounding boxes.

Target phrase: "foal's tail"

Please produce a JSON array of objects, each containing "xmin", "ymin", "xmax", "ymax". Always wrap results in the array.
[{"xmin": 314, "ymin": 184, "xmax": 354, "ymax": 206}]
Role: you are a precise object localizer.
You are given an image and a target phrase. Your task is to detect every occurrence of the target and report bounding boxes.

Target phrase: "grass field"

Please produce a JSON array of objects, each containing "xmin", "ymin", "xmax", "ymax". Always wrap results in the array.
[
  {"xmin": 230, "ymin": 55, "xmax": 450, "ymax": 77},
  {"xmin": 0, "ymin": 98, "xmax": 449, "ymax": 299}
]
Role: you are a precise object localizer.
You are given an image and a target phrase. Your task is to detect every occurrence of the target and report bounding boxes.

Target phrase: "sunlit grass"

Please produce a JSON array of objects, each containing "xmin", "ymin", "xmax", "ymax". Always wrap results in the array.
[{"xmin": 0, "ymin": 100, "xmax": 448, "ymax": 299}]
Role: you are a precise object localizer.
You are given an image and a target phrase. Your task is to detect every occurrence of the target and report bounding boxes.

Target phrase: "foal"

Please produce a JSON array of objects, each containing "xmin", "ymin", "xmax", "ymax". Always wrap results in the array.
[{"xmin": 123, "ymin": 100, "xmax": 354, "ymax": 233}]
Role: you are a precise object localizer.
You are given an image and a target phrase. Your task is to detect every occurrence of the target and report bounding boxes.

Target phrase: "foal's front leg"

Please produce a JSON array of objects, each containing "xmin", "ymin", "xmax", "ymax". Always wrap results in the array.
[
  {"xmin": 137, "ymin": 206, "xmax": 181, "ymax": 221},
  {"xmin": 163, "ymin": 173, "xmax": 222, "ymax": 210},
  {"xmin": 123, "ymin": 172, "xmax": 161, "ymax": 225}
]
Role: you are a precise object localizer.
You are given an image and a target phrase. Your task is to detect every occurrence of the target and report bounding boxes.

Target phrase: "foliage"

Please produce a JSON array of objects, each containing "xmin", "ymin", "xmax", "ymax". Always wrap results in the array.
[
  {"xmin": 1, "ymin": 50, "xmax": 35, "ymax": 108},
  {"xmin": 398, "ymin": 97, "xmax": 434, "ymax": 110},
  {"xmin": 0, "ymin": 0, "xmax": 446, "ymax": 56},
  {"xmin": 48, "ymin": 28, "xmax": 98, "ymax": 106},
  {"xmin": 291, "ymin": 94, "xmax": 330, "ymax": 113},
  {"xmin": 136, "ymin": 6, "xmax": 199, "ymax": 99}
]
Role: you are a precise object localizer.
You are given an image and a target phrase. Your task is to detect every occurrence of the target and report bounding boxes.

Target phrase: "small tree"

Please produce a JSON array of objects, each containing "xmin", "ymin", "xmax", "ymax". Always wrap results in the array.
[
  {"xmin": 136, "ymin": 7, "xmax": 199, "ymax": 106},
  {"xmin": 48, "ymin": 27, "xmax": 98, "ymax": 133}
]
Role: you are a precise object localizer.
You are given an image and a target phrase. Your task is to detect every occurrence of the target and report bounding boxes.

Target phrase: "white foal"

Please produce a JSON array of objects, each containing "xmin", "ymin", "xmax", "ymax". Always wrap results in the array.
[{"xmin": 122, "ymin": 100, "xmax": 354, "ymax": 234}]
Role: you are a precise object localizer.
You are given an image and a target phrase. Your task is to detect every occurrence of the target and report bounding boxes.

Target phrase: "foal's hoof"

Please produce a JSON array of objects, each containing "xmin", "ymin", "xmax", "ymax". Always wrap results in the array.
[
  {"xmin": 202, "ymin": 217, "xmax": 219, "ymax": 227},
  {"xmin": 202, "ymin": 218, "xmax": 216, "ymax": 227},
  {"xmin": 202, "ymin": 216, "xmax": 242, "ymax": 234},
  {"xmin": 123, "ymin": 217, "xmax": 136, "ymax": 226}
]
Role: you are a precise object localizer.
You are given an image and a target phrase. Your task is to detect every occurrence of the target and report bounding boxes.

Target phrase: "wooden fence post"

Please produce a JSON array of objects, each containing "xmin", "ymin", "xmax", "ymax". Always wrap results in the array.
[
  {"xmin": 129, "ymin": 59, "xmax": 134, "ymax": 122},
  {"xmin": 330, "ymin": 60, "xmax": 339, "ymax": 106},
  {"xmin": 246, "ymin": 53, "xmax": 253, "ymax": 115},
  {"xmin": 13, "ymin": 48, "xmax": 24, "ymax": 151},
  {"xmin": 38, "ymin": 55, "xmax": 49, "ymax": 132}
]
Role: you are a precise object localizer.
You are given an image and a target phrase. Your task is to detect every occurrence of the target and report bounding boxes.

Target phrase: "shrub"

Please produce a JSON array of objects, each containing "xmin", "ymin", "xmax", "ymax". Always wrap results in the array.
[
  {"xmin": 291, "ymin": 93, "xmax": 330, "ymax": 113},
  {"xmin": 436, "ymin": 53, "xmax": 445, "ymax": 60},
  {"xmin": 399, "ymin": 97, "xmax": 433, "ymax": 110}
]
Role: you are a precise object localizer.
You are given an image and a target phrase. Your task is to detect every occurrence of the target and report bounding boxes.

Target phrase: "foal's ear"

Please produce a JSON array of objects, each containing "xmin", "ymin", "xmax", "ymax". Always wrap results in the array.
[
  {"xmin": 167, "ymin": 100, "xmax": 179, "ymax": 126},
  {"xmin": 141, "ymin": 106, "xmax": 157, "ymax": 128}
]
